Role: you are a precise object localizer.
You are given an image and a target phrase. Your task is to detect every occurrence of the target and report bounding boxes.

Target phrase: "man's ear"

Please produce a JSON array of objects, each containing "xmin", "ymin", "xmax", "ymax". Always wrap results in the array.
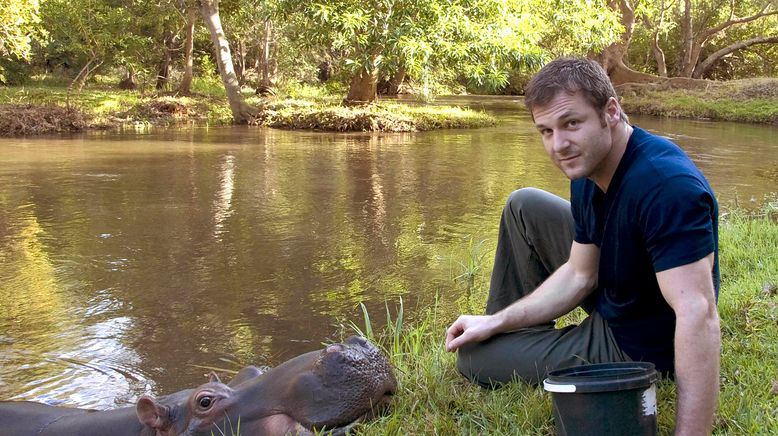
[
  {"xmin": 604, "ymin": 96, "xmax": 623, "ymax": 125},
  {"xmin": 136, "ymin": 395, "xmax": 172, "ymax": 430}
]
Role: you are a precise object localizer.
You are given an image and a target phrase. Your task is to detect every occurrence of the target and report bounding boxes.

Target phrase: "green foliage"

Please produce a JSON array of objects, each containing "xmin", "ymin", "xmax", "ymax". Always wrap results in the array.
[
  {"xmin": 0, "ymin": 0, "xmax": 43, "ymax": 59},
  {"xmin": 281, "ymin": 0, "xmax": 621, "ymax": 97}
]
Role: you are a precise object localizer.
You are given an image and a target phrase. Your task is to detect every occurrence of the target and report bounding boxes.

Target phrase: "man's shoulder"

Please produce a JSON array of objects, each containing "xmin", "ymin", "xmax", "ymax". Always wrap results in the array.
[{"xmin": 623, "ymin": 127, "xmax": 707, "ymax": 191}]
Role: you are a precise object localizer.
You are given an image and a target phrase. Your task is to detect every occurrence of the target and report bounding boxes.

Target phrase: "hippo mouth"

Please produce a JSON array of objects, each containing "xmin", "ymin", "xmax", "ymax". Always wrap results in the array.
[{"xmin": 311, "ymin": 390, "xmax": 395, "ymax": 435}]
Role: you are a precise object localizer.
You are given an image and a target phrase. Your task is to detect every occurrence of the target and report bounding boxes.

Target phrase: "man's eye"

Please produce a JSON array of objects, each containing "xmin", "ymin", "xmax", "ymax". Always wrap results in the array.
[{"xmin": 567, "ymin": 120, "xmax": 578, "ymax": 128}]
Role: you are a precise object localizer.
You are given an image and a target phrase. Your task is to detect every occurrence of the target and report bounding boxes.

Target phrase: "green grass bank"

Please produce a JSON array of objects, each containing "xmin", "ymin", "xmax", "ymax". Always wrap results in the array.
[
  {"xmin": 0, "ymin": 80, "xmax": 495, "ymax": 136},
  {"xmin": 353, "ymin": 207, "xmax": 778, "ymax": 435},
  {"xmin": 620, "ymin": 78, "xmax": 778, "ymax": 125}
]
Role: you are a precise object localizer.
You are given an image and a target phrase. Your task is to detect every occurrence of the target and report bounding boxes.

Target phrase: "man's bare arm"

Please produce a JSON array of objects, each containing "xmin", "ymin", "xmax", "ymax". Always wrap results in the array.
[
  {"xmin": 656, "ymin": 252, "xmax": 720, "ymax": 435},
  {"xmin": 445, "ymin": 241, "xmax": 599, "ymax": 352}
]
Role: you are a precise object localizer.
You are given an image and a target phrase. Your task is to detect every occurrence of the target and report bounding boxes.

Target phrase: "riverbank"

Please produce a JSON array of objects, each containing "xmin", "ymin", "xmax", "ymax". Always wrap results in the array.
[
  {"xmin": 355, "ymin": 206, "xmax": 778, "ymax": 434},
  {"xmin": 0, "ymin": 83, "xmax": 495, "ymax": 136},
  {"xmin": 620, "ymin": 78, "xmax": 778, "ymax": 124}
]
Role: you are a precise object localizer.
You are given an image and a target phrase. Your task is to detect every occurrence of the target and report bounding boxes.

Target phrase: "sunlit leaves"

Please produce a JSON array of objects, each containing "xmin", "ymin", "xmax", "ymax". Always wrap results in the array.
[
  {"xmin": 0, "ymin": 0, "xmax": 42, "ymax": 59},
  {"xmin": 280, "ymin": 0, "xmax": 619, "ymax": 93}
]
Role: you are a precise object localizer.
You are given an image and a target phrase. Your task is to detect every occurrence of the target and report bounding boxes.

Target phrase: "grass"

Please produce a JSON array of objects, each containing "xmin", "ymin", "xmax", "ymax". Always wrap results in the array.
[
  {"xmin": 621, "ymin": 78, "xmax": 778, "ymax": 124},
  {"xmin": 0, "ymin": 78, "xmax": 496, "ymax": 135},
  {"xmin": 350, "ymin": 207, "xmax": 778, "ymax": 435},
  {"xmin": 248, "ymin": 98, "xmax": 496, "ymax": 132}
]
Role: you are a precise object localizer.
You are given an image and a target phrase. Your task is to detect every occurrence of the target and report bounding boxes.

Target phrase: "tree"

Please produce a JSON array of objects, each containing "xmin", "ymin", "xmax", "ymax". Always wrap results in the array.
[
  {"xmin": 198, "ymin": 0, "xmax": 255, "ymax": 122},
  {"xmin": 40, "ymin": 0, "xmax": 150, "ymax": 90},
  {"xmin": 284, "ymin": 0, "xmax": 621, "ymax": 104},
  {"xmin": 678, "ymin": 0, "xmax": 778, "ymax": 78},
  {"xmin": 0, "ymin": 0, "xmax": 42, "ymax": 60}
]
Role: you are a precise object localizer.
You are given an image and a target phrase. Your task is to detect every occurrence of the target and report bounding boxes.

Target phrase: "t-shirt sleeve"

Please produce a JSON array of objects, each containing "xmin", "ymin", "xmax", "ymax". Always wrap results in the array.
[
  {"xmin": 571, "ymin": 181, "xmax": 593, "ymax": 244},
  {"xmin": 640, "ymin": 175, "xmax": 716, "ymax": 272}
]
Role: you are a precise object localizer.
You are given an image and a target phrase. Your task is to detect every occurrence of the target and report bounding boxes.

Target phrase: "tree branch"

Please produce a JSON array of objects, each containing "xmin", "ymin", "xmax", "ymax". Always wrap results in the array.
[
  {"xmin": 694, "ymin": 35, "xmax": 778, "ymax": 78},
  {"xmin": 702, "ymin": 3, "xmax": 777, "ymax": 40}
]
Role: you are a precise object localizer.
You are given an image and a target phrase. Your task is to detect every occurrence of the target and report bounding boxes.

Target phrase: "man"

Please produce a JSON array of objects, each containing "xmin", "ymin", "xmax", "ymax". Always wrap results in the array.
[{"xmin": 444, "ymin": 57, "xmax": 720, "ymax": 435}]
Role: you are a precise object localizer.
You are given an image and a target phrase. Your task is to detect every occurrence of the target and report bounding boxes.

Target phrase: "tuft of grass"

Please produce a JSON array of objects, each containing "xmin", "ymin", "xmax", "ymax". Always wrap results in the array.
[{"xmin": 351, "ymin": 209, "xmax": 778, "ymax": 435}]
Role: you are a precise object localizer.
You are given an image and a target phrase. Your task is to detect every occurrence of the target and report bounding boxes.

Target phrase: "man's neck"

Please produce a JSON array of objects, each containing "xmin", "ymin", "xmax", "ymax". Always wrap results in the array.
[{"xmin": 592, "ymin": 122, "xmax": 633, "ymax": 193}]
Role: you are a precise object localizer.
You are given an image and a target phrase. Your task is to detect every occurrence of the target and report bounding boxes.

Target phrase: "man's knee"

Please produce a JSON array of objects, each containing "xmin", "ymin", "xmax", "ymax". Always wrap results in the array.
[
  {"xmin": 456, "ymin": 342, "xmax": 499, "ymax": 388},
  {"xmin": 505, "ymin": 187, "xmax": 550, "ymax": 216}
]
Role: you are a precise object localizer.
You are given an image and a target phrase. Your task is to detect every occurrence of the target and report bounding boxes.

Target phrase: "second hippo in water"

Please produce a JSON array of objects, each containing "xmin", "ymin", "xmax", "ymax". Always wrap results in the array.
[{"xmin": 0, "ymin": 335, "xmax": 397, "ymax": 435}]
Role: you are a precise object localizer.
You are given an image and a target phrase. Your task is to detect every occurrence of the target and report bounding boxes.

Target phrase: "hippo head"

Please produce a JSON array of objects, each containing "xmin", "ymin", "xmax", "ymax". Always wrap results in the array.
[
  {"xmin": 135, "ymin": 336, "xmax": 397, "ymax": 435},
  {"xmin": 282, "ymin": 335, "xmax": 398, "ymax": 430}
]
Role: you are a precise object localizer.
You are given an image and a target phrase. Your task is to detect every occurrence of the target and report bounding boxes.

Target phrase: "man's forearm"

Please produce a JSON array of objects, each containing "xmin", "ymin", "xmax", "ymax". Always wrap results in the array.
[
  {"xmin": 673, "ymin": 305, "xmax": 720, "ymax": 435},
  {"xmin": 493, "ymin": 261, "xmax": 597, "ymax": 333}
]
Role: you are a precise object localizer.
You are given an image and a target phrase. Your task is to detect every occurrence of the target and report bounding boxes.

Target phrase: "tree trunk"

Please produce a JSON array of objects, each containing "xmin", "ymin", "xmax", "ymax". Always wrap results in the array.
[
  {"xmin": 594, "ymin": 0, "xmax": 659, "ymax": 85},
  {"xmin": 260, "ymin": 19, "xmax": 272, "ymax": 89},
  {"xmin": 386, "ymin": 66, "xmax": 406, "ymax": 95},
  {"xmin": 178, "ymin": 6, "xmax": 196, "ymax": 94},
  {"xmin": 694, "ymin": 35, "xmax": 778, "ymax": 79},
  {"xmin": 199, "ymin": 0, "xmax": 254, "ymax": 123},
  {"xmin": 118, "ymin": 67, "xmax": 138, "ymax": 90},
  {"xmin": 235, "ymin": 39, "xmax": 246, "ymax": 85},
  {"xmin": 649, "ymin": 32, "xmax": 668, "ymax": 77},
  {"xmin": 641, "ymin": 0, "xmax": 668, "ymax": 77},
  {"xmin": 345, "ymin": 55, "xmax": 380, "ymax": 105},
  {"xmin": 156, "ymin": 29, "xmax": 175, "ymax": 90},
  {"xmin": 679, "ymin": 0, "xmax": 694, "ymax": 76},
  {"xmin": 317, "ymin": 61, "xmax": 331, "ymax": 83},
  {"xmin": 71, "ymin": 56, "xmax": 103, "ymax": 92}
]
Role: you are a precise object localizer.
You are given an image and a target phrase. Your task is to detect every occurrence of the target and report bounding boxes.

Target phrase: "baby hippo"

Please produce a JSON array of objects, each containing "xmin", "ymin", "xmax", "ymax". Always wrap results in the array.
[{"xmin": 0, "ymin": 336, "xmax": 397, "ymax": 435}]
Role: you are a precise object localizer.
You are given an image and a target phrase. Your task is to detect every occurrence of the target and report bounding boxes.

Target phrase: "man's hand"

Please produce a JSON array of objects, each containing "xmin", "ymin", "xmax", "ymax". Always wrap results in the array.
[{"xmin": 445, "ymin": 314, "xmax": 501, "ymax": 352}]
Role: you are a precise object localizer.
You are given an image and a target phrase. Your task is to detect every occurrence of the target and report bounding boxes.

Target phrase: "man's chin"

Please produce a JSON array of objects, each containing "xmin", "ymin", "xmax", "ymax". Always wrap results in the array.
[{"xmin": 558, "ymin": 167, "xmax": 588, "ymax": 181}]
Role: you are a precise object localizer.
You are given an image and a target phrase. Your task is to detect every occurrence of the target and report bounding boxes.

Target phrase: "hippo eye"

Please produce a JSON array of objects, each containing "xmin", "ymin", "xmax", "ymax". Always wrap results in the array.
[{"xmin": 197, "ymin": 395, "xmax": 214, "ymax": 409}]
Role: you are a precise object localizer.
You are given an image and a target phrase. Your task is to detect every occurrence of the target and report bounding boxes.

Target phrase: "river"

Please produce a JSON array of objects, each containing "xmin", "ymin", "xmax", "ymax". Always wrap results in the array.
[{"xmin": 0, "ymin": 97, "xmax": 776, "ymax": 408}]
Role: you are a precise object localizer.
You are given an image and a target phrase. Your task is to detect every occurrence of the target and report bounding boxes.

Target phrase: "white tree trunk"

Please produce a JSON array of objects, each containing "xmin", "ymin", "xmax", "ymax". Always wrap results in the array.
[{"xmin": 199, "ymin": 0, "xmax": 254, "ymax": 123}]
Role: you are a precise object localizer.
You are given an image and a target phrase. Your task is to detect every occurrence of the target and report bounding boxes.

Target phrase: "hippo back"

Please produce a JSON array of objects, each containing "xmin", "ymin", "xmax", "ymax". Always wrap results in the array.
[{"xmin": 0, "ymin": 401, "xmax": 91, "ymax": 436}]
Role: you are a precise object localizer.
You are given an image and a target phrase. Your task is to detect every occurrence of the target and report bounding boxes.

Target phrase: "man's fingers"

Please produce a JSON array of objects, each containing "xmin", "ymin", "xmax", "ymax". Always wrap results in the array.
[
  {"xmin": 445, "ymin": 321, "xmax": 463, "ymax": 349},
  {"xmin": 446, "ymin": 334, "xmax": 466, "ymax": 352}
]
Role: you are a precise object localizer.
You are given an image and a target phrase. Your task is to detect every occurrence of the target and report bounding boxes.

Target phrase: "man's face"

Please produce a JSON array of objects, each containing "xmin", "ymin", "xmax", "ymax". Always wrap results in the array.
[{"xmin": 532, "ymin": 92, "xmax": 614, "ymax": 181}]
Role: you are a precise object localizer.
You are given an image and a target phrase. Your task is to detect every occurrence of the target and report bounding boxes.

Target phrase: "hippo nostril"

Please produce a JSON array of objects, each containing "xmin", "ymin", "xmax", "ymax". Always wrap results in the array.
[{"xmin": 326, "ymin": 344, "xmax": 345, "ymax": 354}]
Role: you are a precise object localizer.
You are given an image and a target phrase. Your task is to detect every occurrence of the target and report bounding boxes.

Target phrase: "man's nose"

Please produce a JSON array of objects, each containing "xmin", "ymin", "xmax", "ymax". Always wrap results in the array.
[{"xmin": 553, "ymin": 131, "xmax": 569, "ymax": 153}]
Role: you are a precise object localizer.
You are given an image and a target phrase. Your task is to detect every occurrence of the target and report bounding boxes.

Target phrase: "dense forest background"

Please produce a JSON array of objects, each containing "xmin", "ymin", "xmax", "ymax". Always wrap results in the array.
[{"xmin": 1, "ymin": 0, "xmax": 776, "ymax": 103}]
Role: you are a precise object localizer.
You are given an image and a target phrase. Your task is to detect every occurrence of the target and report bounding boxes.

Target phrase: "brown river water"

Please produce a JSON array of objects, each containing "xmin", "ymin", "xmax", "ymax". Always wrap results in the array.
[{"xmin": 1, "ymin": 96, "xmax": 776, "ymax": 408}]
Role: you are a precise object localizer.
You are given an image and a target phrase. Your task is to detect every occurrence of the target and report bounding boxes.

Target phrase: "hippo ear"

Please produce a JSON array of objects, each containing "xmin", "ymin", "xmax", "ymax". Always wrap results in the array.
[
  {"xmin": 136, "ymin": 395, "xmax": 172, "ymax": 430},
  {"xmin": 228, "ymin": 366, "xmax": 264, "ymax": 387},
  {"xmin": 208, "ymin": 371, "xmax": 222, "ymax": 384}
]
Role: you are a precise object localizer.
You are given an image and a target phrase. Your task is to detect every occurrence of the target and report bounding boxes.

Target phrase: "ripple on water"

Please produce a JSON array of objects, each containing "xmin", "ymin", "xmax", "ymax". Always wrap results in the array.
[{"xmin": 0, "ymin": 316, "xmax": 155, "ymax": 409}]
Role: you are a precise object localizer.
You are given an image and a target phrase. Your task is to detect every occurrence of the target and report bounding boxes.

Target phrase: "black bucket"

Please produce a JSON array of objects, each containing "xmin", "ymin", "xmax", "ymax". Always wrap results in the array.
[{"xmin": 543, "ymin": 362, "xmax": 658, "ymax": 436}]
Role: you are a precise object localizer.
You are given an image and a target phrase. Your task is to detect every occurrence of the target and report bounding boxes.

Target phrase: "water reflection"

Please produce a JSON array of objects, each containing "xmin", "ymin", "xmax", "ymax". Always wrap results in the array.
[{"xmin": 0, "ymin": 103, "xmax": 776, "ymax": 408}]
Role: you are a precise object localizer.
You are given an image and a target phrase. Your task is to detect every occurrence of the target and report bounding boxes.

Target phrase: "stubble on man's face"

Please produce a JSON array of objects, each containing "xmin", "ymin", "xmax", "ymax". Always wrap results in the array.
[{"xmin": 531, "ymin": 92, "xmax": 614, "ymax": 183}]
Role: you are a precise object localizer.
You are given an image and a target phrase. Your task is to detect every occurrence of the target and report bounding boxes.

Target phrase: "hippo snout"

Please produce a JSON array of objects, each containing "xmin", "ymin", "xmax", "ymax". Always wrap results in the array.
[{"xmin": 297, "ymin": 335, "xmax": 397, "ymax": 430}]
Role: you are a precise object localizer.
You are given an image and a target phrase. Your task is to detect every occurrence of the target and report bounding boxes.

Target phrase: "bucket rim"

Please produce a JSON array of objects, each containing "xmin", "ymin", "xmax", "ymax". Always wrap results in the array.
[{"xmin": 543, "ymin": 362, "xmax": 657, "ymax": 393}]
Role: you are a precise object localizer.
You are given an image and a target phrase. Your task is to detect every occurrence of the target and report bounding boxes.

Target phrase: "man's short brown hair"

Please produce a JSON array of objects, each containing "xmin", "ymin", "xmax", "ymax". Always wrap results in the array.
[{"xmin": 524, "ymin": 57, "xmax": 628, "ymax": 122}]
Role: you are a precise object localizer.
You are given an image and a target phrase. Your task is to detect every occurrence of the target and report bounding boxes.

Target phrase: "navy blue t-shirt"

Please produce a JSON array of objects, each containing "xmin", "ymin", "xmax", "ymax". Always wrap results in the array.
[{"xmin": 571, "ymin": 126, "xmax": 719, "ymax": 373}]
